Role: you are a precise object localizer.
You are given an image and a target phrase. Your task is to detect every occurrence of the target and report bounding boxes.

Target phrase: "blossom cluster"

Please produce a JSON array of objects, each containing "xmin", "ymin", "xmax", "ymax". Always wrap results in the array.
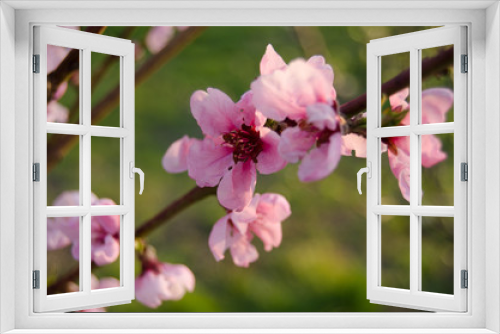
[
  {"xmin": 163, "ymin": 44, "xmax": 453, "ymax": 267},
  {"xmin": 47, "ymin": 191, "xmax": 196, "ymax": 310}
]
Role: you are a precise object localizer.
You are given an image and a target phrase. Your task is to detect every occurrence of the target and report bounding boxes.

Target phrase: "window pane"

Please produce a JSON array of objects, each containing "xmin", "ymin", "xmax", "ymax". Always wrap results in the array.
[
  {"xmin": 381, "ymin": 215, "xmax": 410, "ymax": 289},
  {"xmin": 91, "ymin": 137, "xmax": 121, "ymax": 204},
  {"xmin": 47, "ymin": 216, "xmax": 80, "ymax": 295},
  {"xmin": 381, "ymin": 52, "xmax": 410, "ymax": 127},
  {"xmin": 421, "ymin": 133, "xmax": 454, "ymax": 206},
  {"xmin": 381, "ymin": 136, "xmax": 410, "ymax": 205},
  {"xmin": 91, "ymin": 215, "xmax": 121, "ymax": 290},
  {"xmin": 47, "ymin": 45, "xmax": 79, "ymax": 124},
  {"xmin": 421, "ymin": 217, "xmax": 454, "ymax": 294},
  {"xmin": 47, "ymin": 134, "xmax": 80, "ymax": 206},
  {"xmin": 421, "ymin": 46, "xmax": 454, "ymax": 124},
  {"xmin": 91, "ymin": 52, "xmax": 120, "ymax": 127}
]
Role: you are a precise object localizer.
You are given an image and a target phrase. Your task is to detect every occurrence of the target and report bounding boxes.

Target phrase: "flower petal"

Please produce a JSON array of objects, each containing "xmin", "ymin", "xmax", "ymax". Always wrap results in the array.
[
  {"xmin": 278, "ymin": 127, "xmax": 316, "ymax": 163},
  {"xmin": 229, "ymin": 232, "xmax": 259, "ymax": 268},
  {"xmin": 306, "ymin": 103, "xmax": 337, "ymax": 131},
  {"xmin": 256, "ymin": 128, "xmax": 287, "ymax": 174},
  {"xmin": 217, "ymin": 161, "xmax": 256, "ymax": 211},
  {"xmin": 92, "ymin": 234, "xmax": 120, "ymax": 266},
  {"xmin": 250, "ymin": 220, "xmax": 283, "ymax": 252},
  {"xmin": 251, "ymin": 60, "xmax": 332, "ymax": 122},
  {"xmin": 421, "ymin": 88, "xmax": 453, "ymax": 124},
  {"xmin": 257, "ymin": 193, "xmax": 291, "ymax": 223},
  {"xmin": 230, "ymin": 194, "xmax": 260, "ymax": 225},
  {"xmin": 421, "ymin": 134, "xmax": 447, "ymax": 168},
  {"xmin": 298, "ymin": 132, "xmax": 342, "ymax": 182},
  {"xmin": 190, "ymin": 88, "xmax": 242, "ymax": 137},
  {"xmin": 236, "ymin": 91, "xmax": 267, "ymax": 129},
  {"xmin": 307, "ymin": 55, "xmax": 335, "ymax": 95},
  {"xmin": 260, "ymin": 44, "xmax": 287, "ymax": 75},
  {"xmin": 208, "ymin": 216, "xmax": 230, "ymax": 262},
  {"xmin": 145, "ymin": 26, "xmax": 175, "ymax": 54},
  {"xmin": 160, "ymin": 263, "xmax": 196, "ymax": 300},
  {"xmin": 341, "ymin": 133, "xmax": 369, "ymax": 157},
  {"xmin": 135, "ymin": 271, "xmax": 170, "ymax": 309},
  {"xmin": 387, "ymin": 145, "xmax": 411, "ymax": 202},
  {"xmin": 162, "ymin": 136, "xmax": 195, "ymax": 173},
  {"xmin": 187, "ymin": 138, "xmax": 233, "ymax": 187},
  {"xmin": 47, "ymin": 101, "xmax": 69, "ymax": 123}
]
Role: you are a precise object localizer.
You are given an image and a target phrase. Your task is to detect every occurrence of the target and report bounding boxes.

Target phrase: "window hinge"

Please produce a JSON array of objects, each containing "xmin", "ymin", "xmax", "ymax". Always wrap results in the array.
[
  {"xmin": 461, "ymin": 162, "xmax": 468, "ymax": 181},
  {"xmin": 461, "ymin": 54, "xmax": 468, "ymax": 73},
  {"xmin": 33, "ymin": 163, "xmax": 40, "ymax": 182},
  {"xmin": 33, "ymin": 54, "xmax": 40, "ymax": 73},
  {"xmin": 461, "ymin": 270, "xmax": 468, "ymax": 289},
  {"xmin": 32, "ymin": 270, "xmax": 40, "ymax": 289}
]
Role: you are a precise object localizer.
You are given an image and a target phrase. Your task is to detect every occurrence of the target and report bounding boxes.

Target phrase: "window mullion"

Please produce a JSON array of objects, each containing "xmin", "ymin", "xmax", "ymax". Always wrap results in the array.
[
  {"xmin": 81, "ymin": 47, "xmax": 92, "ymax": 294},
  {"xmin": 409, "ymin": 48, "xmax": 420, "ymax": 294}
]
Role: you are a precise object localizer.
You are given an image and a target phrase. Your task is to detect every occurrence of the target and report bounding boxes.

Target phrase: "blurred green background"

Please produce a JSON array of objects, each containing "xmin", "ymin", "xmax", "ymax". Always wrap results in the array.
[{"xmin": 47, "ymin": 26, "xmax": 455, "ymax": 312}]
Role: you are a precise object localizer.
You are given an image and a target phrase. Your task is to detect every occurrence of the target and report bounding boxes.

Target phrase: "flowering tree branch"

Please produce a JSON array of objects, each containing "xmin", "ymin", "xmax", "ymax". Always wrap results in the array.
[
  {"xmin": 340, "ymin": 47, "xmax": 453, "ymax": 118},
  {"xmin": 46, "ymin": 26, "xmax": 209, "ymax": 172},
  {"xmin": 46, "ymin": 26, "xmax": 107, "ymax": 102},
  {"xmin": 136, "ymin": 186, "xmax": 216, "ymax": 238}
]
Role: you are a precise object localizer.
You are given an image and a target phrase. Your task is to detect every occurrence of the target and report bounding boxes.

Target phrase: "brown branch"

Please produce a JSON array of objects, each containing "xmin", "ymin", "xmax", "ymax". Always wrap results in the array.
[
  {"xmin": 340, "ymin": 47, "xmax": 454, "ymax": 118},
  {"xmin": 47, "ymin": 26, "xmax": 107, "ymax": 102},
  {"xmin": 48, "ymin": 185, "xmax": 216, "ymax": 292},
  {"xmin": 136, "ymin": 186, "xmax": 216, "ymax": 238},
  {"xmin": 47, "ymin": 26, "xmax": 209, "ymax": 172},
  {"xmin": 47, "ymin": 263, "xmax": 96, "ymax": 295}
]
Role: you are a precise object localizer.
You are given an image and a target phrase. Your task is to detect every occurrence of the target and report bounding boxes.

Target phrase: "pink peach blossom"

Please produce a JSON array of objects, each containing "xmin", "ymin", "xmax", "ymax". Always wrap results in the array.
[
  {"xmin": 176, "ymin": 88, "xmax": 286, "ymax": 210},
  {"xmin": 135, "ymin": 248, "xmax": 195, "ymax": 308},
  {"xmin": 162, "ymin": 135, "xmax": 196, "ymax": 173},
  {"xmin": 251, "ymin": 45, "xmax": 341, "ymax": 182},
  {"xmin": 48, "ymin": 191, "xmax": 120, "ymax": 266},
  {"xmin": 386, "ymin": 88, "xmax": 452, "ymax": 201},
  {"xmin": 145, "ymin": 26, "xmax": 175, "ymax": 54},
  {"xmin": 47, "ymin": 100, "xmax": 69, "ymax": 123},
  {"xmin": 208, "ymin": 193, "xmax": 291, "ymax": 267}
]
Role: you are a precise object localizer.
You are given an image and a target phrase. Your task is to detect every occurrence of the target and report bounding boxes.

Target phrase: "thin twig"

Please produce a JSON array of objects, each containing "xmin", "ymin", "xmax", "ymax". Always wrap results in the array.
[
  {"xmin": 340, "ymin": 47, "xmax": 453, "ymax": 118},
  {"xmin": 136, "ymin": 186, "xmax": 216, "ymax": 238},
  {"xmin": 47, "ymin": 26, "xmax": 107, "ymax": 102},
  {"xmin": 47, "ymin": 26, "xmax": 209, "ymax": 172}
]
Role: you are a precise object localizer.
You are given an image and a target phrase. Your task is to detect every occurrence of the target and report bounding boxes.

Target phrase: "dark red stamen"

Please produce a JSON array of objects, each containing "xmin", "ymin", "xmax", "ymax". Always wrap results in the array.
[{"xmin": 222, "ymin": 124, "xmax": 264, "ymax": 164}]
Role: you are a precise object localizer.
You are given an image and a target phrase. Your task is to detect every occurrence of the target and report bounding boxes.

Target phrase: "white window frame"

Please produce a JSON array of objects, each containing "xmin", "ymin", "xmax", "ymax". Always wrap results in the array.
[
  {"xmin": 366, "ymin": 26, "xmax": 468, "ymax": 312},
  {"xmin": 0, "ymin": 1, "xmax": 498, "ymax": 333},
  {"xmin": 33, "ymin": 26, "xmax": 136, "ymax": 313}
]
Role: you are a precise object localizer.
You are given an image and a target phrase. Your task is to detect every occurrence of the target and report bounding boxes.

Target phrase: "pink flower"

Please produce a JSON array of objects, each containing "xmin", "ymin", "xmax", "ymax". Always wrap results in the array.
[
  {"xmin": 47, "ymin": 100, "xmax": 69, "ymax": 123},
  {"xmin": 135, "ymin": 248, "xmax": 195, "ymax": 309},
  {"xmin": 164, "ymin": 88, "xmax": 286, "ymax": 211},
  {"xmin": 386, "ymin": 88, "xmax": 453, "ymax": 201},
  {"xmin": 145, "ymin": 26, "xmax": 175, "ymax": 54},
  {"xmin": 251, "ymin": 45, "xmax": 341, "ymax": 182},
  {"xmin": 48, "ymin": 191, "xmax": 120, "ymax": 266},
  {"xmin": 67, "ymin": 275, "xmax": 119, "ymax": 312},
  {"xmin": 208, "ymin": 193, "xmax": 291, "ymax": 267},
  {"xmin": 162, "ymin": 135, "xmax": 195, "ymax": 173}
]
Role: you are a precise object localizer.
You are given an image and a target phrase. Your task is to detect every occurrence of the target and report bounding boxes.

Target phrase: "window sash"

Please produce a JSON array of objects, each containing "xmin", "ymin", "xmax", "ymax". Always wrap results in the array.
[
  {"xmin": 366, "ymin": 26, "xmax": 468, "ymax": 312},
  {"xmin": 33, "ymin": 25, "xmax": 136, "ymax": 313}
]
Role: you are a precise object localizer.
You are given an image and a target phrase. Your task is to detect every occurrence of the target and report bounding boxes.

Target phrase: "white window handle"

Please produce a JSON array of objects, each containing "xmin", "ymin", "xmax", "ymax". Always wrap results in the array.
[
  {"xmin": 357, "ymin": 162, "xmax": 371, "ymax": 195},
  {"xmin": 129, "ymin": 162, "xmax": 144, "ymax": 195}
]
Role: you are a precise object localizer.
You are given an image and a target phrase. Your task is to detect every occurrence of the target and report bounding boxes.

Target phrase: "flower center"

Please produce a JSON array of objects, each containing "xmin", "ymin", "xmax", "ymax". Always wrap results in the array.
[{"xmin": 223, "ymin": 124, "xmax": 264, "ymax": 164}]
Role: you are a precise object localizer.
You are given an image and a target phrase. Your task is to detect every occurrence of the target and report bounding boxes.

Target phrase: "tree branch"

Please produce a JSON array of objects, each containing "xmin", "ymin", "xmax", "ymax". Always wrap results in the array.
[
  {"xmin": 340, "ymin": 47, "xmax": 453, "ymax": 118},
  {"xmin": 47, "ymin": 26, "xmax": 209, "ymax": 172},
  {"xmin": 136, "ymin": 186, "xmax": 216, "ymax": 238},
  {"xmin": 48, "ymin": 185, "xmax": 216, "ymax": 293},
  {"xmin": 47, "ymin": 26, "xmax": 107, "ymax": 102}
]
